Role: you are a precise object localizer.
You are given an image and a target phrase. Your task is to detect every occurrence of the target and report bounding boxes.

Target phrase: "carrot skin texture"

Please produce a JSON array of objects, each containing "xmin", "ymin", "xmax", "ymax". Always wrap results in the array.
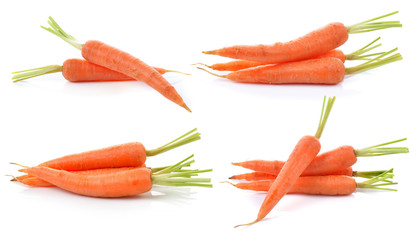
[
  {"xmin": 233, "ymin": 176, "xmax": 356, "ymax": 195},
  {"xmin": 26, "ymin": 167, "xmax": 152, "ymax": 197},
  {"xmin": 17, "ymin": 167, "xmax": 139, "ymax": 187},
  {"xmin": 39, "ymin": 142, "xmax": 146, "ymax": 171},
  {"xmin": 62, "ymin": 59, "xmax": 174, "ymax": 82},
  {"xmin": 226, "ymin": 58, "xmax": 345, "ymax": 85},
  {"xmin": 257, "ymin": 135, "xmax": 321, "ymax": 221},
  {"xmin": 230, "ymin": 172, "xmax": 277, "ymax": 181},
  {"xmin": 207, "ymin": 22, "xmax": 348, "ymax": 63},
  {"xmin": 207, "ymin": 49, "xmax": 346, "ymax": 71},
  {"xmin": 234, "ymin": 145, "xmax": 356, "ymax": 176},
  {"xmin": 81, "ymin": 40, "xmax": 188, "ymax": 110}
]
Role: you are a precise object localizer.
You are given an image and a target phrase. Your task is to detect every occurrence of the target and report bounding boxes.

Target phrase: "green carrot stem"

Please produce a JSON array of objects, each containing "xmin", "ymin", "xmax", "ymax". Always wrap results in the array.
[
  {"xmin": 12, "ymin": 65, "xmax": 63, "ymax": 83},
  {"xmin": 354, "ymin": 138, "xmax": 409, "ymax": 157},
  {"xmin": 353, "ymin": 169, "xmax": 393, "ymax": 178},
  {"xmin": 345, "ymin": 37, "xmax": 383, "ymax": 60},
  {"xmin": 345, "ymin": 48, "xmax": 402, "ymax": 75},
  {"xmin": 346, "ymin": 11, "xmax": 402, "ymax": 34},
  {"xmin": 152, "ymin": 155, "xmax": 195, "ymax": 175},
  {"xmin": 314, "ymin": 96, "xmax": 336, "ymax": 139},
  {"xmin": 145, "ymin": 128, "xmax": 201, "ymax": 156},
  {"xmin": 356, "ymin": 169, "xmax": 397, "ymax": 191},
  {"xmin": 41, "ymin": 16, "xmax": 84, "ymax": 50}
]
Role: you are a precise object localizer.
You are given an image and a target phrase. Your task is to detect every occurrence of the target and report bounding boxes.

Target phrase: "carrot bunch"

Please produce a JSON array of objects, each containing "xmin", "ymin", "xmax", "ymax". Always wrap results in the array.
[
  {"xmin": 199, "ymin": 12, "xmax": 402, "ymax": 85},
  {"xmin": 228, "ymin": 97, "xmax": 407, "ymax": 227},
  {"xmin": 9, "ymin": 129, "xmax": 213, "ymax": 198},
  {"xmin": 12, "ymin": 17, "xmax": 191, "ymax": 112}
]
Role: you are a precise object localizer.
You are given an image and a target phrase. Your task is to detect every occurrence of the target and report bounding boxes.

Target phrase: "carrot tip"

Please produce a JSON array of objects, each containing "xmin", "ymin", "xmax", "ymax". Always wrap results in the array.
[
  {"xmin": 182, "ymin": 103, "xmax": 192, "ymax": 113},
  {"xmin": 5, "ymin": 175, "xmax": 17, "ymax": 181},
  {"xmin": 234, "ymin": 219, "xmax": 259, "ymax": 228},
  {"xmin": 202, "ymin": 50, "xmax": 215, "ymax": 55}
]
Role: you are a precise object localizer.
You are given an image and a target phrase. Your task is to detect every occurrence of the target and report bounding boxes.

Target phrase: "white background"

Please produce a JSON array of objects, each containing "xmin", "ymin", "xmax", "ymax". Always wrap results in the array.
[{"xmin": 0, "ymin": 0, "xmax": 416, "ymax": 239}]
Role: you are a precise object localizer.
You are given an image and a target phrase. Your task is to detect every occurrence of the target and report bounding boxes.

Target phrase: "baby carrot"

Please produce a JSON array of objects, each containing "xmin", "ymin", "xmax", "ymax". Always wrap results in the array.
[
  {"xmin": 198, "ymin": 37, "xmax": 383, "ymax": 71},
  {"xmin": 226, "ymin": 170, "xmax": 396, "ymax": 195},
  {"xmin": 232, "ymin": 138, "xmax": 408, "ymax": 176},
  {"xmin": 12, "ymin": 129, "xmax": 200, "ymax": 171},
  {"xmin": 236, "ymin": 96, "xmax": 335, "ymax": 227},
  {"xmin": 203, "ymin": 12, "xmax": 401, "ymax": 63},
  {"xmin": 42, "ymin": 17, "xmax": 190, "ymax": 111},
  {"xmin": 18, "ymin": 156, "xmax": 212, "ymax": 198},
  {"xmin": 198, "ymin": 49, "xmax": 402, "ymax": 85},
  {"xmin": 229, "ymin": 168, "xmax": 394, "ymax": 181},
  {"xmin": 12, "ymin": 59, "xmax": 189, "ymax": 83}
]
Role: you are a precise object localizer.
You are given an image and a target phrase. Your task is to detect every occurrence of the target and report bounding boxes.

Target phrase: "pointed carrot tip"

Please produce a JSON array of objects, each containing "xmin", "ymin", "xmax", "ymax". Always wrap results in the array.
[
  {"xmin": 231, "ymin": 162, "xmax": 241, "ymax": 166},
  {"xmin": 234, "ymin": 219, "xmax": 259, "ymax": 228},
  {"xmin": 182, "ymin": 103, "xmax": 192, "ymax": 113},
  {"xmin": 202, "ymin": 50, "xmax": 215, "ymax": 55}
]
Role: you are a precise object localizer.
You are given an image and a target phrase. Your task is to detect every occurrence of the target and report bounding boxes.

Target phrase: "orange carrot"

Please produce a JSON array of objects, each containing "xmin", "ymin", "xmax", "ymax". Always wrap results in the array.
[
  {"xmin": 236, "ymin": 96, "xmax": 335, "ymax": 227},
  {"xmin": 226, "ymin": 170, "xmax": 396, "ymax": 195},
  {"xmin": 232, "ymin": 138, "xmax": 408, "ymax": 176},
  {"xmin": 13, "ymin": 167, "xmax": 137, "ymax": 187},
  {"xmin": 229, "ymin": 172, "xmax": 277, "ymax": 181},
  {"xmin": 198, "ymin": 49, "xmax": 402, "ymax": 85},
  {"xmin": 18, "ymin": 156, "xmax": 212, "ymax": 198},
  {"xmin": 12, "ymin": 129, "xmax": 200, "ymax": 171},
  {"xmin": 229, "ymin": 168, "xmax": 394, "ymax": 181},
  {"xmin": 198, "ymin": 37, "xmax": 383, "ymax": 71},
  {"xmin": 203, "ymin": 12, "xmax": 401, "ymax": 63},
  {"xmin": 41, "ymin": 17, "xmax": 190, "ymax": 111},
  {"xmin": 12, "ymin": 59, "xmax": 189, "ymax": 83}
]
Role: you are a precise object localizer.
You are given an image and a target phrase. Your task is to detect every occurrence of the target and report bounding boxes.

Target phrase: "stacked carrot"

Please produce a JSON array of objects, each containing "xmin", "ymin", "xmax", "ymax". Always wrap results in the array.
[
  {"xmin": 199, "ymin": 12, "xmax": 402, "ymax": 85},
  {"xmin": 12, "ymin": 17, "xmax": 191, "ymax": 112},
  {"xmin": 9, "ymin": 129, "xmax": 213, "ymax": 198},
  {"xmin": 227, "ymin": 97, "xmax": 408, "ymax": 227}
]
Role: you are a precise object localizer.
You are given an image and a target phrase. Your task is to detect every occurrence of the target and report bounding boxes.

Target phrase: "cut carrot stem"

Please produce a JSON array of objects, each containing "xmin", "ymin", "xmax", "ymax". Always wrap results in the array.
[
  {"xmin": 346, "ymin": 11, "xmax": 402, "ymax": 33},
  {"xmin": 345, "ymin": 48, "xmax": 402, "ymax": 75},
  {"xmin": 145, "ymin": 128, "xmax": 200, "ymax": 156},
  {"xmin": 354, "ymin": 138, "xmax": 409, "ymax": 157}
]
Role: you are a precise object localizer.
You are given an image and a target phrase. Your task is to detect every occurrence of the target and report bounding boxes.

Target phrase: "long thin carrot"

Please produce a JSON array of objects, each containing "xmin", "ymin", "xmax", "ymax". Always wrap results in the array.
[
  {"xmin": 198, "ymin": 37, "xmax": 383, "ymax": 71},
  {"xmin": 41, "ymin": 17, "xmax": 190, "ymax": 111},
  {"xmin": 12, "ymin": 128, "xmax": 200, "ymax": 171},
  {"xmin": 203, "ymin": 12, "xmax": 401, "ymax": 63},
  {"xmin": 226, "ymin": 170, "xmax": 397, "ymax": 195},
  {"xmin": 232, "ymin": 138, "xmax": 408, "ymax": 176},
  {"xmin": 236, "ymin": 96, "xmax": 335, "ymax": 227},
  {"xmin": 198, "ymin": 49, "xmax": 402, "ymax": 85},
  {"xmin": 228, "ymin": 168, "xmax": 393, "ymax": 181},
  {"xmin": 12, "ymin": 59, "xmax": 189, "ymax": 83},
  {"xmin": 17, "ymin": 156, "xmax": 212, "ymax": 198}
]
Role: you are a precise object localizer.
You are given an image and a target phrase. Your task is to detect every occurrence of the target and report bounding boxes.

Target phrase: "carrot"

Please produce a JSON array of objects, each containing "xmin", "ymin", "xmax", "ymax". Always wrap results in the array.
[
  {"xmin": 11, "ymin": 167, "xmax": 137, "ymax": 187},
  {"xmin": 17, "ymin": 155, "xmax": 212, "ymax": 198},
  {"xmin": 41, "ymin": 17, "xmax": 190, "ymax": 111},
  {"xmin": 12, "ymin": 59, "xmax": 189, "ymax": 83},
  {"xmin": 229, "ymin": 172, "xmax": 277, "ymax": 181},
  {"xmin": 203, "ymin": 12, "xmax": 401, "ymax": 63},
  {"xmin": 198, "ymin": 37, "xmax": 383, "ymax": 71},
  {"xmin": 235, "ymin": 96, "xmax": 335, "ymax": 227},
  {"xmin": 198, "ymin": 48, "xmax": 402, "ymax": 85},
  {"xmin": 229, "ymin": 168, "xmax": 394, "ymax": 181},
  {"xmin": 12, "ymin": 128, "xmax": 200, "ymax": 171},
  {"xmin": 232, "ymin": 138, "xmax": 408, "ymax": 176},
  {"xmin": 226, "ymin": 170, "xmax": 397, "ymax": 195}
]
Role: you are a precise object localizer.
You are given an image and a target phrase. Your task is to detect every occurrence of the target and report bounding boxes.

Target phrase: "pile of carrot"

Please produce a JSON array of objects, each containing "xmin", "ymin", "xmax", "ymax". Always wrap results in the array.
[
  {"xmin": 12, "ymin": 17, "xmax": 191, "ymax": 112},
  {"xmin": 225, "ymin": 97, "xmax": 408, "ymax": 227},
  {"xmin": 9, "ymin": 129, "xmax": 213, "ymax": 198},
  {"xmin": 199, "ymin": 12, "xmax": 402, "ymax": 85}
]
